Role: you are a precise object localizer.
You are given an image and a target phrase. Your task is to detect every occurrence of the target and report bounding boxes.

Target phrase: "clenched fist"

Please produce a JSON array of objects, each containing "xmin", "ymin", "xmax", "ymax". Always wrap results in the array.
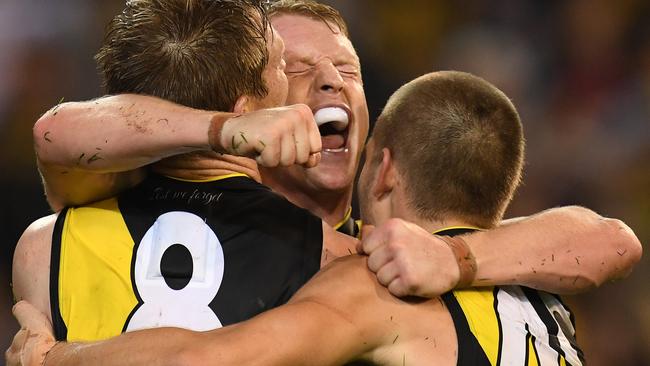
[
  {"xmin": 357, "ymin": 218, "xmax": 466, "ymax": 298},
  {"xmin": 5, "ymin": 301, "xmax": 56, "ymax": 366},
  {"xmin": 210, "ymin": 104, "xmax": 322, "ymax": 168}
]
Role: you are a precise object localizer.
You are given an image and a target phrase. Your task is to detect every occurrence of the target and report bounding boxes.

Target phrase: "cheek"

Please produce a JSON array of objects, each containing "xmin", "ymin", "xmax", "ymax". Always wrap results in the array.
[
  {"xmin": 268, "ymin": 71, "xmax": 288, "ymax": 105},
  {"xmin": 277, "ymin": 72, "xmax": 288, "ymax": 104},
  {"xmin": 284, "ymin": 77, "xmax": 310, "ymax": 104},
  {"xmin": 349, "ymin": 83, "xmax": 370, "ymax": 139}
]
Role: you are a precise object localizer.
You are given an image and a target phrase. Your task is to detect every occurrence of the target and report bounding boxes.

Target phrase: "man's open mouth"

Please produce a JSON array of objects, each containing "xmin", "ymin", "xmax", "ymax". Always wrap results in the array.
[{"xmin": 314, "ymin": 107, "xmax": 350, "ymax": 153}]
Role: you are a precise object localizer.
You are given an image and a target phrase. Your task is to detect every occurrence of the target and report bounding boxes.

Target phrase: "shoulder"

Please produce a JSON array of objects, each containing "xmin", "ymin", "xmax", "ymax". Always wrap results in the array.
[
  {"xmin": 290, "ymin": 255, "xmax": 392, "ymax": 309},
  {"xmin": 13, "ymin": 214, "xmax": 58, "ymax": 320},
  {"xmin": 321, "ymin": 223, "xmax": 359, "ymax": 266},
  {"xmin": 290, "ymin": 255, "xmax": 457, "ymax": 363},
  {"xmin": 15, "ymin": 214, "xmax": 58, "ymax": 259}
]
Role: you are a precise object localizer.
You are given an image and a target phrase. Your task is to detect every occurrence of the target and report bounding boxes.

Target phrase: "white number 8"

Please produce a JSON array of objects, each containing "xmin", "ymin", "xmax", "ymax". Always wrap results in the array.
[{"xmin": 126, "ymin": 211, "xmax": 224, "ymax": 332}]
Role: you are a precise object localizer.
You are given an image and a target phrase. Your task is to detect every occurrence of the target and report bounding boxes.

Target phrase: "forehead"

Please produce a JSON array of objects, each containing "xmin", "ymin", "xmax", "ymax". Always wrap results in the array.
[{"xmin": 270, "ymin": 14, "xmax": 358, "ymax": 63}]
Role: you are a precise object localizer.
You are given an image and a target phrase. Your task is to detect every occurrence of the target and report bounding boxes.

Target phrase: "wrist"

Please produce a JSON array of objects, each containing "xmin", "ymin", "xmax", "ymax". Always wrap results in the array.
[
  {"xmin": 42, "ymin": 341, "xmax": 64, "ymax": 366},
  {"xmin": 207, "ymin": 113, "xmax": 240, "ymax": 153},
  {"xmin": 438, "ymin": 235, "xmax": 477, "ymax": 288}
]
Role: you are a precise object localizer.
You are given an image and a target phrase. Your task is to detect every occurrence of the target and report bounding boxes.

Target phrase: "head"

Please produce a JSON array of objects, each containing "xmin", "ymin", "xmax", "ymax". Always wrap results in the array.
[
  {"xmin": 261, "ymin": 0, "xmax": 369, "ymax": 217},
  {"xmin": 95, "ymin": 0, "xmax": 287, "ymax": 112},
  {"xmin": 359, "ymin": 71, "xmax": 525, "ymax": 229}
]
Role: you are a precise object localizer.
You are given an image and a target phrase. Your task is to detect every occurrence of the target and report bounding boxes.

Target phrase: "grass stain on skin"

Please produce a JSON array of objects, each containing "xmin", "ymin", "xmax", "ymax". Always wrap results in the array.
[{"xmin": 87, "ymin": 153, "xmax": 103, "ymax": 164}]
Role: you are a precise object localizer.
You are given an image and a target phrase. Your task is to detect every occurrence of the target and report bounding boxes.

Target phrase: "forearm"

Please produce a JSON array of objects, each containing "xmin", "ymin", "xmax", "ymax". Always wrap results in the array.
[
  {"xmin": 45, "ymin": 328, "xmax": 198, "ymax": 366},
  {"xmin": 34, "ymin": 94, "xmax": 232, "ymax": 173},
  {"xmin": 465, "ymin": 206, "xmax": 642, "ymax": 293},
  {"xmin": 46, "ymin": 301, "xmax": 365, "ymax": 366}
]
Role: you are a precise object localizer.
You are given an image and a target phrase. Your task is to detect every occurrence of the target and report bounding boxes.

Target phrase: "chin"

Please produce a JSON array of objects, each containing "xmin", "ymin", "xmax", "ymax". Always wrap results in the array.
[{"xmin": 305, "ymin": 166, "xmax": 354, "ymax": 193}]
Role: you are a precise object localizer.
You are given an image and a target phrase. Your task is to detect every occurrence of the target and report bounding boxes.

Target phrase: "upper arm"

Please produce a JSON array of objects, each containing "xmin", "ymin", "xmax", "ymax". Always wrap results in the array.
[
  {"xmin": 527, "ymin": 206, "xmax": 642, "ymax": 283},
  {"xmin": 13, "ymin": 214, "xmax": 57, "ymax": 323},
  {"xmin": 34, "ymin": 96, "xmax": 152, "ymax": 209},
  {"xmin": 38, "ymin": 160, "xmax": 146, "ymax": 211},
  {"xmin": 484, "ymin": 206, "xmax": 642, "ymax": 293}
]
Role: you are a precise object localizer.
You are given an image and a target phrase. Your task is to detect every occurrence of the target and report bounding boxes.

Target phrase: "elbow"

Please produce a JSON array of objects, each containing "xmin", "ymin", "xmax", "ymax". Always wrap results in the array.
[
  {"xmin": 33, "ymin": 104, "xmax": 72, "ymax": 166},
  {"xmin": 604, "ymin": 218, "xmax": 643, "ymax": 277},
  {"xmin": 562, "ymin": 206, "xmax": 643, "ymax": 271},
  {"xmin": 583, "ymin": 217, "xmax": 642, "ymax": 288},
  {"xmin": 33, "ymin": 110, "xmax": 55, "ymax": 161}
]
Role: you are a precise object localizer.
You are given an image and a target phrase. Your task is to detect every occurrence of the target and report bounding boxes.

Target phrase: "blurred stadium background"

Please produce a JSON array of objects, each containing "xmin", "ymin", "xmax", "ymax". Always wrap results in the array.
[{"xmin": 0, "ymin": 0, "xmax": 647, "ymax": 364}]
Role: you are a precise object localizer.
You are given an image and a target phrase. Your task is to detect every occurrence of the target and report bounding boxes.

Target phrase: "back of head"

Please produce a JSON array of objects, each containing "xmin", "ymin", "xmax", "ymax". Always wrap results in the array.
[
  {"xmin": 268, "ymin": 0, "xmax": 349, "ymax": 37},
  {"xmin": 96, "ymin": 0, "xmax": 269, "ymax": 111},
  {"xmin": 372, "ymin": 71, "xmax": 524, "ymax": 228}
]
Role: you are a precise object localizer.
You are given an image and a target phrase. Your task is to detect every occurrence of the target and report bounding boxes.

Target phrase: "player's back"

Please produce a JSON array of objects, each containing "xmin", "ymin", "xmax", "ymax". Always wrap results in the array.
[
  {"xmin": 50, "ymin": 173, "xmax": 323, "ymax": 341},
  {"xmin": 442, "ymin": 285, "xmax": 584, "ymax": 366}
]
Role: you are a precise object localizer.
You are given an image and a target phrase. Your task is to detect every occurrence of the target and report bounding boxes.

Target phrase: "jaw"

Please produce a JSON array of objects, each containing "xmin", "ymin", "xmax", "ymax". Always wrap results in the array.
[
  {"xmin": 261, "ymin": 152, "xmax": 356, "ymax": 198},
  {"xmin": 305, "ymin": 152, "xmax": 356, "ymax": 192}
]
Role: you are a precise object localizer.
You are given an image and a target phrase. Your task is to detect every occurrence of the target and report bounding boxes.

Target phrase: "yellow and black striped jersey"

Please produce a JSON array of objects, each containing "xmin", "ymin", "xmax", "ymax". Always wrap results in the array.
[
  {"xmin": 50, "ymin": 174, "xmax": 323, "ymax": 342},
  {"xmin": 438, "ymin": 228, "xmax": 584, "ymax": 366}
]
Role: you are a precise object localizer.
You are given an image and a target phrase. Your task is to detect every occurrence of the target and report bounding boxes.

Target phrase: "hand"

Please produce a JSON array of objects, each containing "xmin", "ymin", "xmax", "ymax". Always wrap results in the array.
[
  {"xmin": 357, "ymin": 218, "xmax": 461, "ymax": 298},
  {"xmin": 5, "ymin": 301, "xmax": 56, "ymax": 366},
  {"xmin": 212, "ymin": 104, "xmax": 322, "ymax": 168}
]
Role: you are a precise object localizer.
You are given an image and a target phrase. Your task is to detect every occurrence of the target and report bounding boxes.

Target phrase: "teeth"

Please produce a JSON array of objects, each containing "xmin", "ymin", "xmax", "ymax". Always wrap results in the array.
[
  {"xmin": 314, "ymin": 107, "xmax": 349, "ymax": 131},
  {"xmin": 324, "ymin": 147, "xmax": 348, "ymax": 153}
]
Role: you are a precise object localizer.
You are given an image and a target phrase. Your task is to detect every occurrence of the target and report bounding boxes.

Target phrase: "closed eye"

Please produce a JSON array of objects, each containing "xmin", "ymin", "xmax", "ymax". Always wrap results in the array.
[
  {"xmin": 285, "ymin": 69, "xmax": 310, "ymax": 74},
  {"xmin": 337, "ymin": 65, "xmax": 359, "ymax": 77}
]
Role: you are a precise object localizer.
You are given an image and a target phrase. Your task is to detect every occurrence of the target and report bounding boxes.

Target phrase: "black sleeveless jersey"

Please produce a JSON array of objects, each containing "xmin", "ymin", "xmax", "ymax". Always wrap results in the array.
[{"xmin": 50, "ymin": 174, "xmax": 323, "ymax": 341}]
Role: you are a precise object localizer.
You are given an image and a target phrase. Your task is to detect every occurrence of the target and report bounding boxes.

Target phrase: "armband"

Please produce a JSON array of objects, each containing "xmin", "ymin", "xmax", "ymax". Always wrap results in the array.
[
  {"xmin": 438, "ymin": 235, "xmax": 477, "ymax": 288},
  {"xmin": 208, "ymin": 113, "xmax": 242, "ymax": 153}
]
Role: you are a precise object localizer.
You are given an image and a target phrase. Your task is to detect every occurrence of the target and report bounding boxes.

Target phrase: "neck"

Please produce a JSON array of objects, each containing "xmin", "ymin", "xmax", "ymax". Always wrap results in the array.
[
  {"xmin": 404, "ymin": 215, "xmax": 477, "ymax": 234},
  {"xmin": 151, "ymin": 152, "xmax": 261, "ymax": 182},
  {"xmin": 388, "ymin": 191, "xmax": 477, "ymax": 233},
  {"xmin": 260, "ymin": 170, "xmax": 353, "ymax": 227}
]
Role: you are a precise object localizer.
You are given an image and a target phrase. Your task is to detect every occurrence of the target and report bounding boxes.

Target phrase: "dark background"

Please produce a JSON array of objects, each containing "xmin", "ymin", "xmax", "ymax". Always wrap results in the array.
[{"xmin": 0, "ymin": 1, "xmax": 648, "ymax": 364}]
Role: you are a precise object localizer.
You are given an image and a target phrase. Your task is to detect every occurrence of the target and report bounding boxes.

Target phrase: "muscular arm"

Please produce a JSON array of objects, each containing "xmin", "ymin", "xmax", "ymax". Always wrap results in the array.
[
  {"xmin": 467, "ymin": 206, "xmax": 642, "ymax": 292},
  {"xmin": 35, "ymin": 95, "xmax": 321, "ymax": 211},
  {"xmin": 361, "ymin": 206, "xmax": 642, "ymax": 297},
  {"xmin": 42, "ymin": 256, "xmax": 428, "ymax": 366},
  {"xmin": 34, "ymin": 95, "xmax": 225, "ymax": 211}
]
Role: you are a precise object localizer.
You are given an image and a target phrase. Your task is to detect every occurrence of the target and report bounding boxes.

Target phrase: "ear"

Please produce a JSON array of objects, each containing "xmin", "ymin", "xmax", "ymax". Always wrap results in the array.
[
  {"xmin": 233, "ymin": 95, "xmax": 251, "ymax": 114},
  {"xmin": 371, "ymin": 148, "xmax": 396, "ymax": 199}
]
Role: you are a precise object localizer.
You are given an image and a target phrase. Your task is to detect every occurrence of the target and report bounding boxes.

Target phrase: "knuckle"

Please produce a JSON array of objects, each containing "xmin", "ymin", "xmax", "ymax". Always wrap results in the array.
[
  {"xmin": 407, "ymin": 284, "xmax": 420, "ymax": 296},
  {"xmin": 387, "ymin": 241, "xmax": 404, "ymax": 255},
  {"xmin": 390, "ymin": 281, "xmax": 407, "ymax": 297},
  {"xmin": 296, "ymin": 103, "xmax": 311, "ymax": 114},
  {"xmin": 367, "ymin": 259, "xmax": 380, "ymax": 273},
  {"xmin": 377, "ymin": 275, "xmax": 387, "ymax": 285}
]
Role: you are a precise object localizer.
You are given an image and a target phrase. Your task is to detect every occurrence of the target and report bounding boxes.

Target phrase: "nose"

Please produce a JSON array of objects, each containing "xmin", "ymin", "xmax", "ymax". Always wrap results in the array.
[{"xmin": 315, "ymin": 61, "xmax": 344, "ymax": 94}]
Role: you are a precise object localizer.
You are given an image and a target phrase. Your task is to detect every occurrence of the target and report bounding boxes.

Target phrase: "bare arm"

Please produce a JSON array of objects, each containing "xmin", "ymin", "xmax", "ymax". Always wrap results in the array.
[
  {"xmin": 5, "ymin": 217, "xmax": 58, "ymax": 366},
  {"xmin": 34, "ymin": 95, "xmax": 223, "ymax": 210},
  {"xmin": 35, "ymin": 95, "xmax": 321, "ymax": 211},
  {"xmin": 39, "ymin": 257, "xmax": 395, "ymax": 366},
  {"xmin": 360, "ymin": 206, "xmax": 642, "ymax": 297},
  {"xmin": 468, "ymin": 205, "xmax": 642, "ymax": 293}
]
